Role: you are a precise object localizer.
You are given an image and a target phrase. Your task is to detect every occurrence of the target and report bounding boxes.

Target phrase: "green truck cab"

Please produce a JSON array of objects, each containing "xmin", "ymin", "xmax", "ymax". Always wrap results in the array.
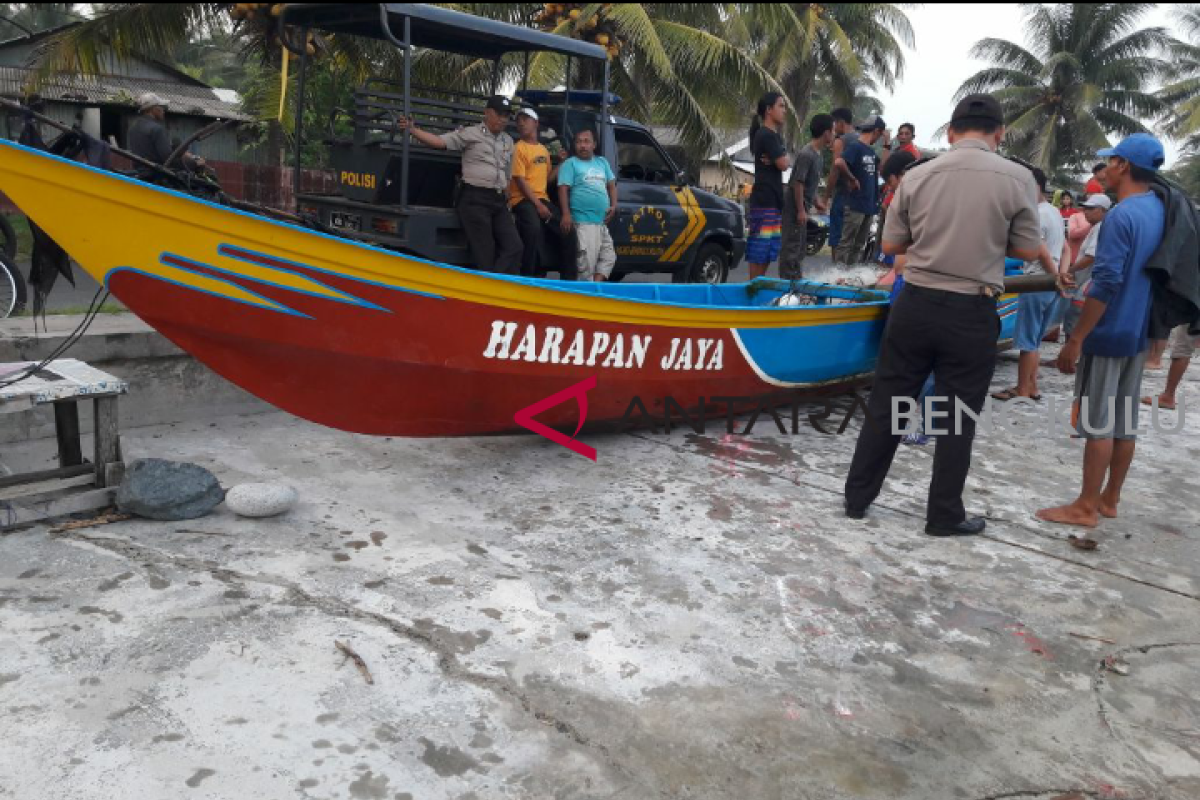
[{"xmin": 284, "ymin": 3, "xmax": 744, "ymax": 283}]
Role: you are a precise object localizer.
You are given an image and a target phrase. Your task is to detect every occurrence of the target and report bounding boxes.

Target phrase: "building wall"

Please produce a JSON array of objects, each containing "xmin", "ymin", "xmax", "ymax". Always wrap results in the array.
[{"xmin": 698, "ymin": 164, "xmax": 749, "ymax": 198}]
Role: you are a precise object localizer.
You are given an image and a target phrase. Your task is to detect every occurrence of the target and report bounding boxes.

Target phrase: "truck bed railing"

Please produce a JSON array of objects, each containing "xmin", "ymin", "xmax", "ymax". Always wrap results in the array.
[{"xmin": 351, "ymin": 78, "xmax": 533, "ymax": 148}]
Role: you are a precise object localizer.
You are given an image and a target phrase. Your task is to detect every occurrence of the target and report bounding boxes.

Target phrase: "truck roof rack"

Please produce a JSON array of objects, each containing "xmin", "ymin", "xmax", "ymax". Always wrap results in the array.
[{"xmin": 283, "ymin": 3, "xmax": 608, "ymax": 61}]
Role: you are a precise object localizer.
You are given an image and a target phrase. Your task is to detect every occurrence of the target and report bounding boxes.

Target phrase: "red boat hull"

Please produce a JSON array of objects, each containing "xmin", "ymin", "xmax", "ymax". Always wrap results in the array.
[{"xmin": 111, "ymin": 261, "xmax": 858, "ymax": 437}]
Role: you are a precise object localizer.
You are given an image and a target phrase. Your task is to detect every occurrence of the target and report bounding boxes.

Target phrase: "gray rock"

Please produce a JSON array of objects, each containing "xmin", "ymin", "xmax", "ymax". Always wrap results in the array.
[
  {"xmin": 225, "ymin": 483, "xmax": 297, "ymax": 518},
  {"xmin": 116, "ymin": 459, "xmax": 224, "ymax": 521}
]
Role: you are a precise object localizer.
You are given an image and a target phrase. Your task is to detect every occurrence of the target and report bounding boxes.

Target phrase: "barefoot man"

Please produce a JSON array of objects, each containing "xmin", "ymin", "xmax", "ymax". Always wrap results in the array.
[{"xmin": 1037, "ymin": 134, "xmax": 1166, "ymax": 529}]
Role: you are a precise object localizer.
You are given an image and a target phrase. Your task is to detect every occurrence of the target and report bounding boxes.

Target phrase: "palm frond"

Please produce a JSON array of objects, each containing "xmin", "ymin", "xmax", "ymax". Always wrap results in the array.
[
  {"xmin": 968, "ymin": 38, "xmax": 1043, "ymax": 76},
  {"xmin": 1092, "ymin": 26, "xmax": 1175, "ymax": 68},
  {"xmin": 1091, "ymin": 106, "xmax": 1151, "ymax": 137},
  {"xmin": 955, "ymin": 67, "xmax": 1040, "ymax": 97},
  {"xmin": 27, "ymin": 3, "xmax": 225, "ymax": 89}
]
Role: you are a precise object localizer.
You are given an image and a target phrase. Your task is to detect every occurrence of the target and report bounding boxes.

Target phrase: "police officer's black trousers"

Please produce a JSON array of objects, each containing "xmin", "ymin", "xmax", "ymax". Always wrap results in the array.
[
  {"xmin": 512, "ymin": 198, "xmax": 577, "ymax": 279},
  {"xmin": 457, "ymin": 186, "xmax": 523, "ymax": 274},
  {"xmin": 844, "ymin": 284, "xmax": 1001, "ymax": 525}
]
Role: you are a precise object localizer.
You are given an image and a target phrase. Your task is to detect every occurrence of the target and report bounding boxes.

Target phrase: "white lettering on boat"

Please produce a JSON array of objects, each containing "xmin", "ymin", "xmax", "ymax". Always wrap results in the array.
[
  {"xmin": 538, "ymin": 327, "xmax": 565, "ymax": 363},
  {"xmin": 586, "ymin": 332, "xmax": 611, "ymax": 367},
  {"xmin": 707, "ymin": 340, "xmax": 724, "ymax": 371},
  {"xmin": 510, "ymin": 324, "xmax": 539, "ymax": 362},
  {"xmin": 628, "ymin": 335, "xmax": 651, "ymax": 370},
  {"xmin": 483, "ymin": 322, "xmax": 722, "ymax": 372},
  {"xmin": 601, "ymin": 335, "xmax": 625, "ymax": 369},
  {"xmin": 484, "ymin": 321, "xmax": 518, "ymax": 359},
  {"xmin": 563, "ymin": 330, "xmax": 586, "ymax": 365}
]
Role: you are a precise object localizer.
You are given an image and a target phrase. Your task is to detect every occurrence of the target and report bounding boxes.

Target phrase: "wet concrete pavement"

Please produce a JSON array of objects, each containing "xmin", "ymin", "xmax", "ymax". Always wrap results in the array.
[{"xmin": 1, "ymin": 347, "xmax": 1199, "ymax": 799}]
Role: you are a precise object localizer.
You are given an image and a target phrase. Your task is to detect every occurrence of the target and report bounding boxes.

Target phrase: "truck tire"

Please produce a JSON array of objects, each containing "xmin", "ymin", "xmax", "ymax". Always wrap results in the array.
[{"xmin": 674, "ymin": 242, "xmax": 729, "ymax": 284}]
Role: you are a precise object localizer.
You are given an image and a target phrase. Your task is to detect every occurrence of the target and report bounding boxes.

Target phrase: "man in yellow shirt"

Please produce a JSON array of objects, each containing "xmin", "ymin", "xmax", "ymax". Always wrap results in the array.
[{"xmin": 509, "ymin": 108, "xmax": 573, "ymax": 278}]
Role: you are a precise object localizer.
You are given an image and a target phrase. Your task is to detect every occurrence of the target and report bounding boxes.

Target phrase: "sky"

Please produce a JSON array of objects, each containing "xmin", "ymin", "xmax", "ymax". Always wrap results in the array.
[{"xmin": 878, "ymin": 3, "xmax": 1183, "ymax": 167}]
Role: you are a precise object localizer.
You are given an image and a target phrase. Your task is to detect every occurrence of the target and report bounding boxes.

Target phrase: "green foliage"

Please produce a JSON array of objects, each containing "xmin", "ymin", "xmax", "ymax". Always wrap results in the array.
[
  {"xmin": 172, "ymin": 29, "xmax": 246, "ymax": 89},
  {"xmin": 1163, "ymin": 153, "xmax": 1200, "ymax": 198},
  {"xmin": 238, "ymin": 55, "xmax": 358, "ymax": 167},
  {"xmin": 1158, "ymin": 5, "xmax": 1200, "ymax": 153},
  {"xmin": 953, "ymin": 3, "xmax": 1173, "ymax": 183}
]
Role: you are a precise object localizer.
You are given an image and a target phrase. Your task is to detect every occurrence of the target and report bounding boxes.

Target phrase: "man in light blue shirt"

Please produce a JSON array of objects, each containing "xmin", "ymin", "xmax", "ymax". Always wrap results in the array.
[{"xmin": 558, "ymin": 128, "xmax": 618, "ymax": 281}]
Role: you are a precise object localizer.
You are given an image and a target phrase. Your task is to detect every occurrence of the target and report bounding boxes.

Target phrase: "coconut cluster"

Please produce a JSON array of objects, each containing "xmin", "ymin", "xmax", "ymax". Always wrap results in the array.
[
  {"xmin": 229, "ymin": 4, "xmax": 320, "ymax": 56},
  {"xmin": 534, "ymin": 3, "xmax": 622, "ymax": 59}
]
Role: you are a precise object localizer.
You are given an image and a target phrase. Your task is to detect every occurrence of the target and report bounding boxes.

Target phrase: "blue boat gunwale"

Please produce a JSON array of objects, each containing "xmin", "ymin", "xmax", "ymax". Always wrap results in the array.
[{"xmin": 0, "ymin": 139, "xmax": 891, "ymax": 315}]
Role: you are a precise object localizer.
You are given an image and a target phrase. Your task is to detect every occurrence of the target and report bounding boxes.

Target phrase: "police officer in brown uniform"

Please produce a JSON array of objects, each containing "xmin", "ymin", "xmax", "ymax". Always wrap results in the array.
[
  {"xmin": 398, "ymin": 96, "xmax": 523, "ymax": 273},
  {"xmin": 844, "ymin": 94, "xmax": 1043, "ymax": 537}
]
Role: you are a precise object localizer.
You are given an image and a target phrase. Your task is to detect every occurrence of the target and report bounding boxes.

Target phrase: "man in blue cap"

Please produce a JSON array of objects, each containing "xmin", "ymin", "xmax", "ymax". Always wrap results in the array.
[{"xmin": 1037, "ymin": 133, "xmax": 1166, "ymax": 530}]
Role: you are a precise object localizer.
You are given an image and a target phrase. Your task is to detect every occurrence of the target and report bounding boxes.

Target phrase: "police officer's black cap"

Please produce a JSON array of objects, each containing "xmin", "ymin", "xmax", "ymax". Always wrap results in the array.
[
  {"xmin": 485, "ymin": 95, "xmax": 513, "ymax": 114},
  {"xmin": 950, "ymin": 93, "xmax": 1004, "ymax": 125}
]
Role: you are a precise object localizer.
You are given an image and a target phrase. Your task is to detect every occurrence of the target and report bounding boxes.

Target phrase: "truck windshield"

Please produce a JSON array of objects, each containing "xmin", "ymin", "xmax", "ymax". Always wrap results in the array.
[{"xmin": 614, "ymin": 127, "xmax": 676, "ymax": 185}]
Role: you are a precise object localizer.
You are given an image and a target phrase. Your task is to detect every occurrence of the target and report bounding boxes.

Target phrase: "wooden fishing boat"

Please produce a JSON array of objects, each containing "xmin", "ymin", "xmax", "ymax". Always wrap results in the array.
[{"xmin": 0, "ymin": 140, "xmax": 905, "ymax": 437}]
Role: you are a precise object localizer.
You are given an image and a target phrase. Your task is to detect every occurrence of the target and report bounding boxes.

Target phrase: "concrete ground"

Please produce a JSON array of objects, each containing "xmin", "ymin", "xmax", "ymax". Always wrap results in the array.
[{"xmin": 2, "ymin": 340, "xmax": 1199, "ymax": 800}]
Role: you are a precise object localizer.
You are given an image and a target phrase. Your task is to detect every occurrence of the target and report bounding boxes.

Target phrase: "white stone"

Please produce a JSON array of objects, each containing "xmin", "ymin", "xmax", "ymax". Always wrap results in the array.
[{"xmin": 225, "ymin": 483, "xmax": 298, "ymax": 518}]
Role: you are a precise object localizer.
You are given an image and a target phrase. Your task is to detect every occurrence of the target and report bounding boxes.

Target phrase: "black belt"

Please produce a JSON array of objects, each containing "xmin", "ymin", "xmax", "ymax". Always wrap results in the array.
[
  {"xmin": 462, "ymin": 184, "xmax": 506, "ymax": 195},
  {"xmin": 904, "ymin": 283, "xmax": 998, "ymax": 306}
]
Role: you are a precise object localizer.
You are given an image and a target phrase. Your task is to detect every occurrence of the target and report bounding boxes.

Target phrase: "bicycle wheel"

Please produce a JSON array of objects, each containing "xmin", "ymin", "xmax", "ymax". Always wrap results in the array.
[
  {"xmin": 0, "ymin": 214, "xmax": 16, "ymax": 261},
  {"xmin": 0, "ymin": 253, "xmax": 27, "ymax": 318}
]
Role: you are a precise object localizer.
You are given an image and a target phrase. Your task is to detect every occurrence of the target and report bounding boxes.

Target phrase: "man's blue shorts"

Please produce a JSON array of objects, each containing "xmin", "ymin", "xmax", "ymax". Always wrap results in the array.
[
  {"xmin": 1015, "ymin": 291, "xmax": 1064, "ymax": 352},
  {"xmin": 745, "ymin": 207, "xmax": 783, "ymax": 265}
]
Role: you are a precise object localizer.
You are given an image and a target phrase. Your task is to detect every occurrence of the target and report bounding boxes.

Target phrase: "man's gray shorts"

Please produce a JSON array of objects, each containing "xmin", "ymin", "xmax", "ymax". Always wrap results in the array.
[
  {"xmin": 1074, "ymin": 350, "xmax": 1147, "ymax": 440},
  {"xmin": 779, "ymin": 213, "xmax": 806, "ymax": 280}
]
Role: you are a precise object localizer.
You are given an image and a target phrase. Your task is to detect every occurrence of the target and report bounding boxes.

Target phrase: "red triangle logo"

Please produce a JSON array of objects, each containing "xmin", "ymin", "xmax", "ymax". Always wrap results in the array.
[{"xmin": 513, "ymin": 376, "xmax": 598, "ymax": 461}]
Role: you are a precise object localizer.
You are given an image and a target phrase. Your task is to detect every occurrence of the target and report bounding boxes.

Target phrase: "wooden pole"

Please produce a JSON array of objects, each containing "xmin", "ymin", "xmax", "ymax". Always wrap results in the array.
[
  {"xmin": 93, "ymin": 396, "xmax": 121, "ymax": 488},
  {"xmin": 1002, "ymin": 274, "xmax": 1060, "ymax": 294}
]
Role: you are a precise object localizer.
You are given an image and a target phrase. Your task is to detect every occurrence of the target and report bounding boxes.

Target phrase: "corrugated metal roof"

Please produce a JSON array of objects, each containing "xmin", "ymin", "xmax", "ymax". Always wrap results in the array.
[{"xmin": 0, "ymin": 66, "xmax": 249, "ymax": 120}]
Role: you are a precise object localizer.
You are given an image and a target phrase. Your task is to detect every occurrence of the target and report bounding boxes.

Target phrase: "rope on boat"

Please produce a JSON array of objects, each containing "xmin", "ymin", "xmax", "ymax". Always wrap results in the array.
[{"xmin": 0, "ymin": 287, "xmax": 110, "ymax": 391}]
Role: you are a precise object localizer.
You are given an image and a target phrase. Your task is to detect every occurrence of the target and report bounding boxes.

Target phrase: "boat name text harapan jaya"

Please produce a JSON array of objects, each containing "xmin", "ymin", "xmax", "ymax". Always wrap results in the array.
[{"xmin": 483, "ymin": 321, "xmax": 725, "ymax": 371}]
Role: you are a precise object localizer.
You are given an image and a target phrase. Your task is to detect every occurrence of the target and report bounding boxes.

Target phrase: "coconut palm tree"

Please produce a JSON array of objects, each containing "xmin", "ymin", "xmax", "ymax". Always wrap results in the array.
[
  {"xmin": 745, "ymin": 3, "xmax": 914, "ymax": 147},
  {"xmin": 953, "ymin": 3, "xmax": 1173, "ymax": 181},
  {"xmin": 1157, "ymin": 4, "xmax": 1200, "ymax": 153}
]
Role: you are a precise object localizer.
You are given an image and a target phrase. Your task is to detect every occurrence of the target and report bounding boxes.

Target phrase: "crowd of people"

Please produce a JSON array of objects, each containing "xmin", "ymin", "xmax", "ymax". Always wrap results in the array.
[
  {"xmin": 744, "ymin": 101, "xmax": 920, "ymax": 279},
  {"xmin": 738, "ymin": 89, "xmax": 1197, "ymax": 541}
]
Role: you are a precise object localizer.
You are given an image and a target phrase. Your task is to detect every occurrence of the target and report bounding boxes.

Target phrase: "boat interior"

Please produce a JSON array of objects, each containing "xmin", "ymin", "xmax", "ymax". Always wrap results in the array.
[{"xmin": 514, "ymin": 278, "xmax": 891, "ymax": 310}]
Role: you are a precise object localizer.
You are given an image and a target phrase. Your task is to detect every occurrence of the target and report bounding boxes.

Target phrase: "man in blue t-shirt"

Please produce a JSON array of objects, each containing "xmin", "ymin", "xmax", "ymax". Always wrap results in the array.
[
  {"xmin": 833, "ymin": 115, "xmax": 884, "ymax": 264},
  {"xmin": 558, "ymin": 128, "xmax": 618, "ymax": 281},
  {"xmin": 1037, "ymin": 133, "xmax": 1166, "ymax": 531}
]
